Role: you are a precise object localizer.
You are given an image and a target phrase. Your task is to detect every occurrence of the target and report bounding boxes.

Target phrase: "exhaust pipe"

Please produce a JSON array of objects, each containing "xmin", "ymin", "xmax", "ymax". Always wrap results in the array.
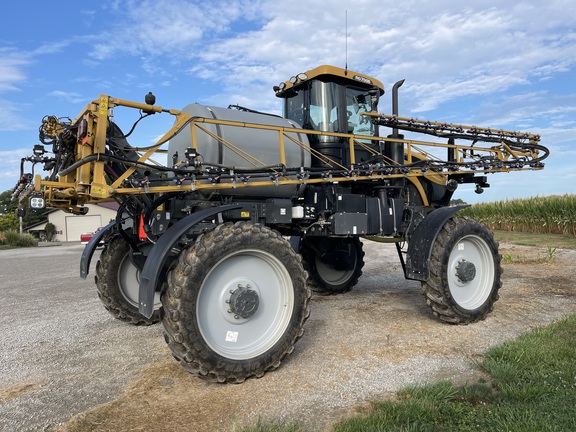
[{"xmin": 391, "ymin": 79, "xmax": 405, "ymax": 137}]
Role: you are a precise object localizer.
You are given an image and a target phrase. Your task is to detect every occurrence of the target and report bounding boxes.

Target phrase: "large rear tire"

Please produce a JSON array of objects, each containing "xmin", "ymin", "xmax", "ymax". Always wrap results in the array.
[
  {"xmin": 162, "ymin": 222, "xmax": 310, "ymax": 383},
  {"xmin": 421, "ymin": 217, "xmax": 502, "ymax": 324},
  {"xmin": 95, "ymin": 235, "xmax": 161, "ymax": 325},
  {"xmin": 298, "ymin": 236, "xmax": 364, "ymax": 295}
]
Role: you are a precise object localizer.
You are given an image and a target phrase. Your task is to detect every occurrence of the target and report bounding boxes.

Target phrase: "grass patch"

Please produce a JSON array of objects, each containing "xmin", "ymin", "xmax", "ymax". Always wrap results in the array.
[
  {"xmin": 493, "ymin": 230, "xmax": 576, "ymax": 249},
  {"xmin": 0, "ymin": 230, "xmax": 38, "ymax": 248},
  {"xmin": 333, "ymin": 314, "xmax": 576, "ymax": 432},
  {"xmin": 240, "ymin": 418, "xmax": 307, "ymax": 432},
  {"xmin": 495, "ymin": 230, "xmax": 573, "ymax": 264},
  {"xmin": 245, "ymin": 229, "xmax": 575, "ymax": 432}
]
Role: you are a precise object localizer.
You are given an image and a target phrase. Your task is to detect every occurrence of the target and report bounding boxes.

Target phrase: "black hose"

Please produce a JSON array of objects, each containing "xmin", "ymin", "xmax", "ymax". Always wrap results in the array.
[{"xmin": 142, "ymin": 192, "xmax": 180, "ymax": 241}]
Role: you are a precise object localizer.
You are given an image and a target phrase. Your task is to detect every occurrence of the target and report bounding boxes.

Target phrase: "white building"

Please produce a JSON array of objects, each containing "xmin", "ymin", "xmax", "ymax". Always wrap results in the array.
[{"xmin": 26, "ymin": 203, "xmax": 118, "ymax": 242}]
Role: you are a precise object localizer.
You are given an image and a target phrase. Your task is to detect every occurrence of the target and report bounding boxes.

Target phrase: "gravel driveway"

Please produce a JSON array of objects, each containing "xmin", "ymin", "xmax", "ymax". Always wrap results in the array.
[{"xmin": 1, "ymin": 242, "xmax": 575, "ymax": 431}]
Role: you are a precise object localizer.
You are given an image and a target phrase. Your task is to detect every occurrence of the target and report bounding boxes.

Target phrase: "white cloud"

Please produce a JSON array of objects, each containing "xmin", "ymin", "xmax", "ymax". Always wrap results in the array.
[
  {"xmin": 0, "ymin": 99, "xmax": 34, "ymax": 132},
  {"xmin": 32, "ymin": 41, "xmax": 70, "ymax": 56},
  {"xmin": 0, "ymin": 148, "xmax": 34, "ymax": 192},
  {"xmin": 0, "ymin": 48, "xmax": 29, "ymax": 93},
  {"xmin": 163, "ymin": 1, "xmax": 576, "ymax": 115},
  {"xmin": 52, "ymin": 0, "xmax": 575, "ymax": 118},
  {"xmin": 0, "ymin": 148, "xmax": 31, "ymax": 163},
  {"xmin": 2, "ymin": 0, "xmax": 576, "ymax": 197},
  {"xmin": 48, "ymin": 90, "xmax": 86, "ymax": 104},
  {"xmin": 88, "ymin": 0, "xmax": 266, "ymax": 60}
]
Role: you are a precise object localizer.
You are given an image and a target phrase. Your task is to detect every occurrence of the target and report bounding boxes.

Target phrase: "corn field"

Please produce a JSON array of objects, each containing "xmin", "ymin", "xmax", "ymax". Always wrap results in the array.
[{"xmin": 460, "ymin": 194, "xmax": 576, "ymax": 235}]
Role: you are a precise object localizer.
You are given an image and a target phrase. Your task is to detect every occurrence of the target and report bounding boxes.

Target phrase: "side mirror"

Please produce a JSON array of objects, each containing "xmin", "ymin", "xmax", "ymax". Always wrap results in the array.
[{"xmin": 368, "ymin": 88, "xmax": 380, "ymax": 112}]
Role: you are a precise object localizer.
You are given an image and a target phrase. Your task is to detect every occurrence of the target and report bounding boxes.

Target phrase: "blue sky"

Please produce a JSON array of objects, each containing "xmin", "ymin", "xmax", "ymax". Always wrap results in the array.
[{"xmin": 1, "ymin": 0, "xmax": 575, "ymax": 203}]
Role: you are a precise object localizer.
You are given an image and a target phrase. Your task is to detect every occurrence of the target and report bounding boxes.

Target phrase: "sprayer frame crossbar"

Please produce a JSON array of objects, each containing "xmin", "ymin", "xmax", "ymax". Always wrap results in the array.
[{"xmin": 29, "ymin": 95, "xmax": 546, "ymax": 213}]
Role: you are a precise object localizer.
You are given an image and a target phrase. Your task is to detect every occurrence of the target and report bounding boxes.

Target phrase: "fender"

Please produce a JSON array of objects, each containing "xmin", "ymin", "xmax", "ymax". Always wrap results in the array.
[
  {"xmin": 138, "ymin": 204, "xmax": 238, "ymax": 318},
  {"xmin": 405, "ymin": 205, "xmax": 468, "ymax": 281},
  {"xmin": 80, "ymin": 221, "xmax": 116, "ymax": 279}
]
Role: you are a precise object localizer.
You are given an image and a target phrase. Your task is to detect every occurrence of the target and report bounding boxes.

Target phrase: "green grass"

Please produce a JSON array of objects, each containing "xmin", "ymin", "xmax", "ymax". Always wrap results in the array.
[
  {"xmin": 240, "ymin": 418, "xmax": 306, "ymax": 432},
  {"xmin": 243, "ymin": 315, "xmax": 576, "ymax": 432},
  {"xmin": 243, "ymin": 228, "xmax": 576, "ymax": 432},
  {"xmin": 332, "ymin": 314, "xmax": 576, "ymax": 432},
  {"xmin": 0, "ymin": 230, "xmax": 38, "ymax": 248},
  {"xmin": 492, "ymin": 230, "xmax": 576, "ymax": 249}
]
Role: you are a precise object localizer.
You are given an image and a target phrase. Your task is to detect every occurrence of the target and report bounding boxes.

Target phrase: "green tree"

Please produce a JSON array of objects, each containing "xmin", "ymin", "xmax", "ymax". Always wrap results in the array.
[
  {"xmin": 0, "ymin": 190, "xmax": 17, "ymax": 216},
  {"xmin": 0, "ymin": 213, "xmax": 18, "ymax": 231},
  {"xmin": 1, "ymin": 189, "xmax": 47, "ymax": 229},
  {"xmin": 450, "ymin": 198, "xmax": 468, "ymax": 206},
  {"xmin": 23, "ymin": 204, "xmax": 46, "ymax": 227},
  {"xmin": 45, "ymin": 222, "xmax": 56, "ymax": 241}
]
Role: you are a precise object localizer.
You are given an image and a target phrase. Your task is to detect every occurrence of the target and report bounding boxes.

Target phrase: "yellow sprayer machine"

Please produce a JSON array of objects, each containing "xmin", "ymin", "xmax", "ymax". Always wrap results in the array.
[{"xmin": 13, "ymin": 65, "xmax": 548, "ymax": 383}]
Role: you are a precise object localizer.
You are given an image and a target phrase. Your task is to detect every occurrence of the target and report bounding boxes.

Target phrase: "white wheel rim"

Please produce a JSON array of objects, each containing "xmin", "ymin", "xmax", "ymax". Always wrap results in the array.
[
  {"xmin": 118, "ymin": 244, "xmax": 161, "ymax": 309},
  {"xmin": 315, "ymin": 255, "xmax": 356, "ymax": 285},
  {"xmin": 447, "ymin": 235, "xmax": 495, "ymax": 310},
  {"xmin": 197, "ymin": 249, "xmax": 294, "ymax": 360}
]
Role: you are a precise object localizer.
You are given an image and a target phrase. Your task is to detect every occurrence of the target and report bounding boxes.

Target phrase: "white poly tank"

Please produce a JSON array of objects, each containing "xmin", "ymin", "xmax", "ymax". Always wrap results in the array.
[
  {"xmin": 169, "ymin": 104, "xmax": 311, "ymax": 168},
  {"xmin": 168, "ymin": 104, "xmax": 311, "ymax": 198}
]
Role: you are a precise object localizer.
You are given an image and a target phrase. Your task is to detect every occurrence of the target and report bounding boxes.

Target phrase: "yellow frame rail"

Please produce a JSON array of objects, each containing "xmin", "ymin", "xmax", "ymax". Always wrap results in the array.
[{"xmin": 33, "ymin": 95, "xmax": 545, "ymax": 211}]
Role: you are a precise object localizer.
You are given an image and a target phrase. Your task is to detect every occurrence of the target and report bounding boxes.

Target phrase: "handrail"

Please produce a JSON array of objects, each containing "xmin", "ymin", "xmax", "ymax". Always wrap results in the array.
[{"xmin": 15, "ymin": 95, "xmax": 548, "ymax": 212}]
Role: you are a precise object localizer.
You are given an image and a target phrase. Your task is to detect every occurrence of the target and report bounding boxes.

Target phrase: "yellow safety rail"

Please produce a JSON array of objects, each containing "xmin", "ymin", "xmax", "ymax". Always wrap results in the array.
[{"xmin": 27, "ymin": 95, "xmax": 546, "ymax": 212}]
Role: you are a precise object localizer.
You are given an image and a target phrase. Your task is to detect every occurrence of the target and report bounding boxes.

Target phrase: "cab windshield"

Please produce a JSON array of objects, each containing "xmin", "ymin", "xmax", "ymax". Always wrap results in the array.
[
  {"xmin": 309, "ymin": 81, "xmax": 340, "ymax": 132},
  {"xmin": 284, "ymin": 80, "xmax": 376, "ymax": 137}
]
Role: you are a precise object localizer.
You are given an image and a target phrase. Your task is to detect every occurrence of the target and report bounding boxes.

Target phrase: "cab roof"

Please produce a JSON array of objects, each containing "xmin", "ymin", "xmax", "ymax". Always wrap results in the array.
[{"xmin": 274, "ymin": 65, "xmax": 385, "ymax": 98}]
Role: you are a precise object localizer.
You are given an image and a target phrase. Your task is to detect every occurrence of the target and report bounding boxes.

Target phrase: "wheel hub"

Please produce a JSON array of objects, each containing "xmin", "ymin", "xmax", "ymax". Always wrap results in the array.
[
  {"xmin": 455, "ymin": 259, "xmax": 476, "ymax": 283},
  {"xmin": 227, "ymin": 284, "xmax": 260, "ymax": 319}
]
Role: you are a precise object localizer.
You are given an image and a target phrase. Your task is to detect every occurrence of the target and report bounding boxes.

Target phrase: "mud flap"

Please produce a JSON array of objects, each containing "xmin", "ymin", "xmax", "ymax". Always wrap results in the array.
[
  {"xmin": 80, "ymin": 221, "xmax": 116, "ymax": 279},
  {"xmin": 138, "ymin": 204, "xmax": 238, "ymax": 318},
  {"xmin": 405, "ymin": 205, "xmax": 468, "ymax": 281}
]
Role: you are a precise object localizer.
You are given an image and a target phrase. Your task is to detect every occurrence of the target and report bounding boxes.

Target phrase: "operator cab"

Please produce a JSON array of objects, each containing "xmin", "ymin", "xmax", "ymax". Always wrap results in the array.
[{"xmin": 274, "ymin": 65, "xmax": 385, "ymax": 168}]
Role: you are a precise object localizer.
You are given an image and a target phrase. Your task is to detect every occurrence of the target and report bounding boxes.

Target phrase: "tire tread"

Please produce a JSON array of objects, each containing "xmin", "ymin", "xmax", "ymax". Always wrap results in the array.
[
  {"xmin": 95, "ymin": 235, "xmax": 161, "ymax": 325},
  {"xmin": 420, "ymin": 217, "xmax": 502, "ymax": 325},
  {"xmin": 162, "ymin": 222, "xmax": 311, "ymax": 383}
]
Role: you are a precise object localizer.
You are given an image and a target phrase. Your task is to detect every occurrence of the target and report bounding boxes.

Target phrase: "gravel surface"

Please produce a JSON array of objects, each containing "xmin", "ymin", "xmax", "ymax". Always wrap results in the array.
[
  {"xmin": 0, "ymin": 245, "xmax": 165, "ymax": 431},
  {"xmin": 1, "ymin": 242, "xmax": 575, "ymax": 432}
]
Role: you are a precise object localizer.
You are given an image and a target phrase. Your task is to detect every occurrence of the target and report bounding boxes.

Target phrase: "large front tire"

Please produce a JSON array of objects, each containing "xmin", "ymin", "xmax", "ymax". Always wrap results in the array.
[
  {"xmin": 162, "ymin": 222, "xmax": 310, "ymax": 383},
  {"xmin": 95, "ymin": 235, "xmax": 161, "ymax": 325},
  {"xmin": 421, "ymin": 217, "xmax": 502, "ymax": 324}
]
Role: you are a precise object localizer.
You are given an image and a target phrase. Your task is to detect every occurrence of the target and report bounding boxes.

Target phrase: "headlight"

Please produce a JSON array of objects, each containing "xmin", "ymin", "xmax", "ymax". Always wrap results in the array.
[{"xmin": 30, "ymin": 194, "xmax": 46, "ymax": 210}]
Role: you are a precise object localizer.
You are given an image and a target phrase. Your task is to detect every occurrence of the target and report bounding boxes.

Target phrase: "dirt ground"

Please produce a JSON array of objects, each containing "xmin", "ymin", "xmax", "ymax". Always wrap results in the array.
[{"xmin": 2, "ymin": 242, "xmax": 575, "ymax": 432}]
